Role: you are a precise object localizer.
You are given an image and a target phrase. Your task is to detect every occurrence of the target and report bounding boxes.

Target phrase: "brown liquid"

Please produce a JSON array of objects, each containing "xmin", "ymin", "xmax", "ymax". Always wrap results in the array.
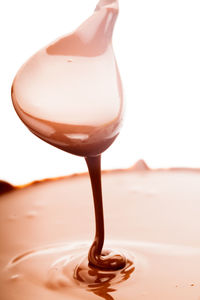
[
  {"xmin": 11, "ymin": 0, "xmax": 123, "ymax": 157},
  {"xmin": 86, "ymin": 156, "xmax": 126, "ymax": 270},
  {"xmin": 1, "ymin": 166, "xmax": 200, "ymax": 299},
  {"xmin": 11, "ymin": 0, "xmax": 125, "ymax": 271},
  {"xmin": 6, "ymin": 0, "xmax": 200, "ymax": 298}
]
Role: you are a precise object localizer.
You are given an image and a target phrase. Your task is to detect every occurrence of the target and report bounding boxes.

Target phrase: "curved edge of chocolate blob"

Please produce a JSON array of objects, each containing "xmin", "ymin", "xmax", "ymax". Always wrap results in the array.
[{"xmin": 1, "ymin": 159, "xmax": 200, "ymax": 195}]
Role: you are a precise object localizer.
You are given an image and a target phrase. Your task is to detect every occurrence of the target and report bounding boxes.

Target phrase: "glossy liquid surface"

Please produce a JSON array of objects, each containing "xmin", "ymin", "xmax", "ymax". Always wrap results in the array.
[
  {"xmin": 8, "ymin": 0, "xmax": 200, "ymax": 298},
  {"xmin": 12, "ymin": 0, "xmax": 123, "ymax": 157},
  {"xmin": 1, "ymin": 166, "xmax": 200, "ymax": 299},
  {"xmin": 86, "ymin": 156, "xmax": 126, "ymax": 271},
  {"xmin": 11, "ymin": 0, "xmax": 125, "ymax": 271}
]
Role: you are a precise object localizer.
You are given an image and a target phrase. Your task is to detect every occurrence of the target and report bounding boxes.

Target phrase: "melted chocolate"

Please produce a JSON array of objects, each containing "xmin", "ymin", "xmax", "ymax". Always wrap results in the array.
[
  {"xmin": 11, "ymin": 0, "xmax": 124, "ymax": 271},
  {"xmin": 1, "ymin": 167, "xmax": 200, "ymax": 299},
  {"xmin": 11, "ymin": 0, "xmax": 123, "ymax": 158},
  {"xmin": 86, "ymin": 156, "xmax": 126, "ymax": 270},
  {"xmin": 6, "ymin": 0, "xmax": 200, "ymax": 298}
]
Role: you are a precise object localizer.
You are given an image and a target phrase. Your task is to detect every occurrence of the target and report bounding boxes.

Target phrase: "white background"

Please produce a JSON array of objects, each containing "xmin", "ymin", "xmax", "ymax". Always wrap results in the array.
[{"xmin": 0, "ymin": 0, "xmax": 200, "ymax": 185}]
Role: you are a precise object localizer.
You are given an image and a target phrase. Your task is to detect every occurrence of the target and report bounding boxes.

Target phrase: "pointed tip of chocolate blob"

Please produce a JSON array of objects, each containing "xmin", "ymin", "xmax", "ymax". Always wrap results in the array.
[
  {"xmin": 95, "ymin": 0, "xmax": 118, "ymax": 12},
  {"xmin": 131, "ymin": 160, "xmax": 149, "ymax": 171},
  {"xmin": 0, "ymin": 180, "xmax": 15, "ymax": 196}
]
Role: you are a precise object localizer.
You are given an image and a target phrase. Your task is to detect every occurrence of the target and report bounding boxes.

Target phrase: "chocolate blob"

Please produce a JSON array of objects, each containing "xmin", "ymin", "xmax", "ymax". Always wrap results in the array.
[{"xmin": 11, "ymin": 0, "xmax": 124, "ymax": 271}]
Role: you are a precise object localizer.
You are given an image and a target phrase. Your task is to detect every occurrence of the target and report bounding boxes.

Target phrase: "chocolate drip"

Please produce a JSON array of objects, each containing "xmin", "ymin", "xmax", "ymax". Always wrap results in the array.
[{"xmin": 86, "ymin": 155, "xmax": 126, "ymax": 270}]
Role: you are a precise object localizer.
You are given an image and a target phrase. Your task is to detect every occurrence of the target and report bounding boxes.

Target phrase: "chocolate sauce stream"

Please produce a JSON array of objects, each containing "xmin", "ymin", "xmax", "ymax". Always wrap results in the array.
[{"xmin": 85, "ymin": 155, "xmax": 126, "ymax": 270}]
